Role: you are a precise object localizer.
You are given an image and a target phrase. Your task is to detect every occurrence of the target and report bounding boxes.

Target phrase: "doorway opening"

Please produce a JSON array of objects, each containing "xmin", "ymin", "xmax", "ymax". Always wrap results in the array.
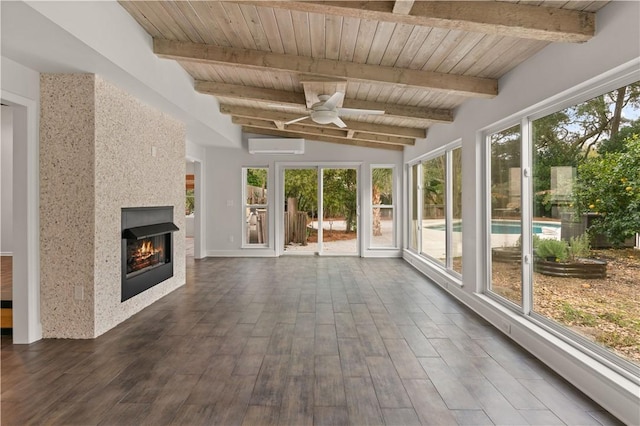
[{"xmin": 282, "ymin": 165, "xmax": 359, "ymax": 256}]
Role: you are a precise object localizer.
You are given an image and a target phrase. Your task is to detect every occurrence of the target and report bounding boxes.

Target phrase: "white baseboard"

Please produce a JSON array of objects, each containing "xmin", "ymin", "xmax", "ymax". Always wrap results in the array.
[
  {"xmin": 206, "ymin": 250, "xmax": 277, "ymax": 258},
  {"xmin": 362, "ymin": 249, "xmax": 402, "ymax": 258}
]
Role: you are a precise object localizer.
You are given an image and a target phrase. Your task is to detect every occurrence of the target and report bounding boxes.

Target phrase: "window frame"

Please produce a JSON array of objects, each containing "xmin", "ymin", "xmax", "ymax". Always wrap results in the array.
[
  {"xmin": 481, "ymin": 67, "xmax": 640, "ymax": 379},
  {"xmin": 242, "ymin": 167, "xmax": 270, "ymax": 248},
  {"xmin": 369, "ymin": 164, "xmax": 397, "ymax": 249},
  {"xmin": 406, "ymin": 140, "xmax": 463, "ymax": 280}
]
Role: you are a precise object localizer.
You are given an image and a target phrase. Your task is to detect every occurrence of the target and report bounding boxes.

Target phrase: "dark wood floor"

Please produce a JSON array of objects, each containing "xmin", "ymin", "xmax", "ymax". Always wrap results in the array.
[
  {"xmin": 1, "ymin": 257, "xmax": 621, "ymax": 425},
  {"xmin": 1, "ymin": 256, "xmax": 12, "ymax": 300}
]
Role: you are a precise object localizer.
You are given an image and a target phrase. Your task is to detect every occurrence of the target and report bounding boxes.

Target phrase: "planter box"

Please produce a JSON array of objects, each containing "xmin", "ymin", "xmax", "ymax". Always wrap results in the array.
[{"xmin": 534, "ymin": 258, "xmax": 607, "ymax": 279}]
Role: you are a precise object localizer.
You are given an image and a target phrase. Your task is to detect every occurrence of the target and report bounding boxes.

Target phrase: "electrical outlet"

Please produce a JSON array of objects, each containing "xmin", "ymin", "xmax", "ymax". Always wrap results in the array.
[
  {"xmin": 229, "ymin": 235, "xmax": 234, "ymax": 243},
  {"xmin": 227, "ymin": 200, "xmax": 234, "ymax": 207},
  {"xmin": 500, "ymin": 321, "xmax": 511, "ymax": 334},
  {"xmin": 74, "ymin": 285, "xmax": 84, "ymax": 301}
]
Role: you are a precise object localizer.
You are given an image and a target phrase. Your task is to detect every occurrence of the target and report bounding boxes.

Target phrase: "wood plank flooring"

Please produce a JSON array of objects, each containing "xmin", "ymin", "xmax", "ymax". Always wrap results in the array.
[
  {"xmin": 1, "ymin": 256, "xmax": 12, "ymax": 332},
  {"xmin": 1, "ymin": 256, "xmax": 12, "ymax": 300},
  {"xmin": 1, "ymin": 257, "xmax": 622, "ymax": 425}
]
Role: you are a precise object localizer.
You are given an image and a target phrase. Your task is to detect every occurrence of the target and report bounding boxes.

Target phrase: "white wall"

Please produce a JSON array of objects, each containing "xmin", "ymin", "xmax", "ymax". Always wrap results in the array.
[
  {"xmin": 2, "ymin": 1, "xmax": 241, "ymax": 149},
  {"xmin": 1, "ymin": 106, "xmax": 14, "ymax": 255},
  {"xmin": 403, "ymin": 2, "xmax": 640, "ymax": 424},
  {"xmin": 205, "ymin": 134, "xmax": 403, "ymax": 257}
]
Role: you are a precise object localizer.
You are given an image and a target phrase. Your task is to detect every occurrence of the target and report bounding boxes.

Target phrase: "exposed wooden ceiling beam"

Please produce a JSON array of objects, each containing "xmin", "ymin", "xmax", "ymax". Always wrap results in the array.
[
  {"xmin": 197, "ymin": 81, "xmax": 452, "ymax": 123},
  {"xmin": 155, "ymin": 39, "xmax": 497, "ymax": 98},
  {"xmin": 246, "ymin": 1, "xmax": 595, "ymax": 43},
  {"xmin": 232, "ymin": 116, "xmax": 415, "ymax": 146},
  {"xmin": 220, "ymin": 104, "xmax": 427, "ymax": 139},
  {"xmin": 242, "ymin": 126, "xmax": 404, "ymax": 151},
  {"xmin": 344, "ymin": 99, "xmax": 452, "ymax": 123},
  {"xmin": 393, "ymin": 0, "xmax": 415, "ymax": 15},
  {"xmin": 196, "ymin": 81, "xmax": 306, "ymax": 106}
]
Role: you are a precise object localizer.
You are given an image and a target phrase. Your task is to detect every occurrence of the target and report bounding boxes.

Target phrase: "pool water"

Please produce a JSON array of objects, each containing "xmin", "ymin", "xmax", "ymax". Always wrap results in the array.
[{"xmin": 427, "ymin": 221, "xmax": 560, "ymax": 235}]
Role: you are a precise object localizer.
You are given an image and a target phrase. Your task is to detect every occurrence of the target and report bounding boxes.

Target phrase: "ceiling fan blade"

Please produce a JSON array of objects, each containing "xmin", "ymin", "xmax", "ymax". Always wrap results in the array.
[
  {"xmin": 332, "ymin": 117, "xmax": 347, "ymax": 128},
  {"xmin": 284, "ymin": 115, "xmax": 310, "ymax": 126},
  {"xmin": 323, "ymin": 92, "xmax": 344, "ymax": 110},
  {"xmin": 268, "ymin": 104, "xmax": 302, "ymax": 109},
  {"xmin": 337, "ymin": 107, "xmax": 385, "ymax": 116}
]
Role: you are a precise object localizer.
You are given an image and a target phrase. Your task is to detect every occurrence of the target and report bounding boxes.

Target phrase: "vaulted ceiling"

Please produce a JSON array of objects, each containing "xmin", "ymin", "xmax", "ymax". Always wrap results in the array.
[{"xmin": 119, "ymin": 1, "xmax": 608, "ymax": 151}]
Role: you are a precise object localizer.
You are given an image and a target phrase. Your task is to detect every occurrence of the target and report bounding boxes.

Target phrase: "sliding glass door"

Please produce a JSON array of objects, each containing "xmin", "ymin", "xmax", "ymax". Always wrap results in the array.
[{"xmin": 282, "ymin": 166, "xmax": 359, "ymax": 256}]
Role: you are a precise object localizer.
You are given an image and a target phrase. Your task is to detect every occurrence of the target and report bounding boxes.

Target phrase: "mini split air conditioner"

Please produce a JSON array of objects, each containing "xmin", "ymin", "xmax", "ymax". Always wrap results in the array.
[{"xmin": 248, "ymin": 138, "xmax": 305, "ymax": 155}]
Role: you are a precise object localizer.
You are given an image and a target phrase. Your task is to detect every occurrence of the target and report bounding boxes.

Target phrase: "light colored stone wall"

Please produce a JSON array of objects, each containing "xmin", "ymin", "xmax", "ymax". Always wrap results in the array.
[
  {"xmin": 40, "ymin": 74, "xmax": 97, "ymax": 338},
  {"xmin": 93, "ymin": 75, "xmax": 185, "ymax": 336},
  {"xmin": 40, "ymin": 74, "xmax": 186, "ymax": 338}
]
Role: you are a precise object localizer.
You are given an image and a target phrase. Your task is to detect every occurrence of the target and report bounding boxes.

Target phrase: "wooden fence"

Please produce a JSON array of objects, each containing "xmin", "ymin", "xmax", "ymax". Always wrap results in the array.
[{"xmin": 284, "ymin": 210, "xmax": 308, "ymax": 246}]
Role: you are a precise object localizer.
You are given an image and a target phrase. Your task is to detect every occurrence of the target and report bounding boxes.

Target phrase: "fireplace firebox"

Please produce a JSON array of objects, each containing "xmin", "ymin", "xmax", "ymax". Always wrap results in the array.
[{"xmin": 121, "ymin": 207, "xmax": 178, "ymax": 302}]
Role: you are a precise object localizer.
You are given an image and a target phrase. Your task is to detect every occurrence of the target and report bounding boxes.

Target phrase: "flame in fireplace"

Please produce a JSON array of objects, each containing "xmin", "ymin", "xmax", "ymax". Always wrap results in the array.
[
  {"xmin": 128, "ymin": 238, "xmax": 165, "ymax": 274},
  {"xmin": 133, "ymin": 240, "xmax": 163, "ymax": 263},
  {"xmin": 138, "ymin": 240, "xmax": 161, "ymax": 257}
]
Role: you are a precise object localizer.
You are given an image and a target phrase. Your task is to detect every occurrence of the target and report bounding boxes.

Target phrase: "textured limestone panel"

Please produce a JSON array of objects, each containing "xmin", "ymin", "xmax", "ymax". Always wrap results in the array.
[
  {"xmin": 39, "ymin": 74, "xmax": 186, "ymax": 339},
  {"xmin": 93, "ymin": 76, "xmax": 186, "ymax": 336},
  {"xmin": 40, "ymin": 74, "xmax": 96, "ymax": 338}
]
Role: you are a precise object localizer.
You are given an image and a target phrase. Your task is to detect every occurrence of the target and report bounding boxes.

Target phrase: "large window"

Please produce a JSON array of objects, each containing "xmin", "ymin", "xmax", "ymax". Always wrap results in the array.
[
  {"xmin": 243, "ymin": 167, "xmax": 268, "ymax": 247},
  {"xmin": 409, "ymin": 164, "xmax": 419, "ymax": 251},
  {"xmin": 451, "ymin": 148, "xmax": 463, "ymax": 275},
  {"xmin": 408, "ymin": 144, "xmax": 463, "ymax": 277},
  {"xmin": 486, "ymin": 80, "xmax": 640, "ymax": 370},
  {"xmin": 421, "ymin": 156, "xmax": 446, "ymax": 264},
  {"xmin": 371, "ymin": 166, "xmax": 395, "ymax": 248},
  {"xmin": 488, "ymin": 124, "xmax": 523, "ymax": 306}
]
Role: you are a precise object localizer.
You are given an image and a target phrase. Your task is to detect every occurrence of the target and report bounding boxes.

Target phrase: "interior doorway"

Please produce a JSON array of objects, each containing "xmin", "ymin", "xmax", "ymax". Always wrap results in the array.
[
  {"xmin": 1, "ymin": 105, "xmax": 14, "ymax": 335},
  {"xmin": 1, "ymin": 90, "xmax": 42, "ymax": 344},
  {"xmin": 185, "ymin": 161, "xmax": 195, "ymax": 259},
  {"xmin": 282, "ymin": 165, "xmax": 359, "ymax": 256},
  {"xmin": 185, "ymin": 158, "xmax": 203, "ymax": 259}
]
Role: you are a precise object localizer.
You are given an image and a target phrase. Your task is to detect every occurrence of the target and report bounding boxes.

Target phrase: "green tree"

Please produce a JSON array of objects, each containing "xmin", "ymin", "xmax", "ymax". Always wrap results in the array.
[
  {"xmin": 532, "ymin": 83, "xmax": 640, "ymax": 217},
  {"xmin": 423, "ymin": 156, "xmax": 446, "ymax": 218},
  {"xmin": 574, "ymin": 133, "xmax": 640, "ymax": 246},
  {"xmin": 490, "ymin": 125, "xmax": 521, "ymax": 211},
  {"xmin": 284, "ymin": 169, "xmax": 317, "ymax": 216},
  {"xmin": 247, "ymin": 168, "xmax": 267, "ymax": 187},
  {"xmin": 598, "ymin": 119, "xmax": 640, "ymax": 155},
  {"xmin": 323, "ymin": 169, "xmax": 357, "ymax": 232},
  {"xmin": 372, "ymin": 168, "xmax": 393, "ymax": 236}
]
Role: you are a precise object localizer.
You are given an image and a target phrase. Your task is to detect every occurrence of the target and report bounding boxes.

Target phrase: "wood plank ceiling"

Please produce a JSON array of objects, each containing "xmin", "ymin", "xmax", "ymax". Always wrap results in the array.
[{"xmin": 119, "ymin": 1, "xmax": 607, "ymax": 151}]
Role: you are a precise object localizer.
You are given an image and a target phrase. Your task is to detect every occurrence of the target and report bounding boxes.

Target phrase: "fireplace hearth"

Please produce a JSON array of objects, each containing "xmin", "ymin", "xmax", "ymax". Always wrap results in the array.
[{"xmin": 121, "ymin": 207, "xmax": 178, "ymax": 302}]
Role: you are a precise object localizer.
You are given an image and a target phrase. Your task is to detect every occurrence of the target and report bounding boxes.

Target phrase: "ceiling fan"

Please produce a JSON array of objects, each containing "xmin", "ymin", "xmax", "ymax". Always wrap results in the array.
[{"xmin": 282, "ymin": 92, "xmax": 384, "ymax": 128}]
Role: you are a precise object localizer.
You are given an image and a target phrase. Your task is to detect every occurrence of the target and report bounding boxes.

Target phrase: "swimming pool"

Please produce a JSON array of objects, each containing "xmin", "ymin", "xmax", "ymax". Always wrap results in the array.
[{"xmin": 426, "ymin": 220, "xmax": 560, "ymax": 235}]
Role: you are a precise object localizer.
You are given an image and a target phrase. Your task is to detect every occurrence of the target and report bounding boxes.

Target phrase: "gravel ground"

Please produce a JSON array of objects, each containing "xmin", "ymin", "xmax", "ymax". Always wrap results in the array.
[{"xmin": 492, "ymin": 248, "xmax": 640, "ymax": 365}]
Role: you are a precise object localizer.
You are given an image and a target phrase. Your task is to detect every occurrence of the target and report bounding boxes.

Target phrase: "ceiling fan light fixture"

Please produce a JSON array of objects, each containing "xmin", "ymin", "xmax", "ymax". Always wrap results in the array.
[{"xmin": 311, "ymin": 109, "xmax": 339, "ymax": 125}]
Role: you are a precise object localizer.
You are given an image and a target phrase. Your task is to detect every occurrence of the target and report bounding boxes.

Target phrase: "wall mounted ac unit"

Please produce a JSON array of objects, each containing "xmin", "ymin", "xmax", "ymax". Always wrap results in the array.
[{"xmin": 248, "ymin": 138, "xmax": 305, "ymax": 155}]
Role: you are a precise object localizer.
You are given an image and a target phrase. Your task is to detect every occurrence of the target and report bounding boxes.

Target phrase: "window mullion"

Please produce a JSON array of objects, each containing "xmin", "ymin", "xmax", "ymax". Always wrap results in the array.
[
  {"xmin": 445, "ymin": 151, "xmax": 454, "ymax": 270},
  {"xmin": 317, "ymin": 167, "xmax": 323, "ymax": 253},
  {"xmin": 521, "ymin": 117, "xmax": 533, "ymax": 315},
  {"xmin": 417, "ymin": 163, "xmax": 423, "ymax": 254}
]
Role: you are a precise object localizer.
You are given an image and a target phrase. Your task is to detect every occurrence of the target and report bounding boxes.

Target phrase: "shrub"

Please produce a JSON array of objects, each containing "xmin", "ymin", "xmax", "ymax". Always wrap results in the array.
[
  {"xmin": 574, "ymin": 133, "xmax": 640, "ymax": 246},
  {"xmin": 569, "ymin": 232, "xmax": 591, "ymax": 260},
  {"xmin": 515, "ymin": 234, "xmax": 541, "ymax": 249},
  {"xmin": 536, "ymin": 238, "xmax": 569, "ymax": 262}
]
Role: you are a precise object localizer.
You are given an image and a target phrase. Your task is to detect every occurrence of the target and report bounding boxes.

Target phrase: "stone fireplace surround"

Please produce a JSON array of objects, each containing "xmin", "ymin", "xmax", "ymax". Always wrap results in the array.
[{"xmin": 40, "ymin": 74, "xmax": 186, "ymax": 338}]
